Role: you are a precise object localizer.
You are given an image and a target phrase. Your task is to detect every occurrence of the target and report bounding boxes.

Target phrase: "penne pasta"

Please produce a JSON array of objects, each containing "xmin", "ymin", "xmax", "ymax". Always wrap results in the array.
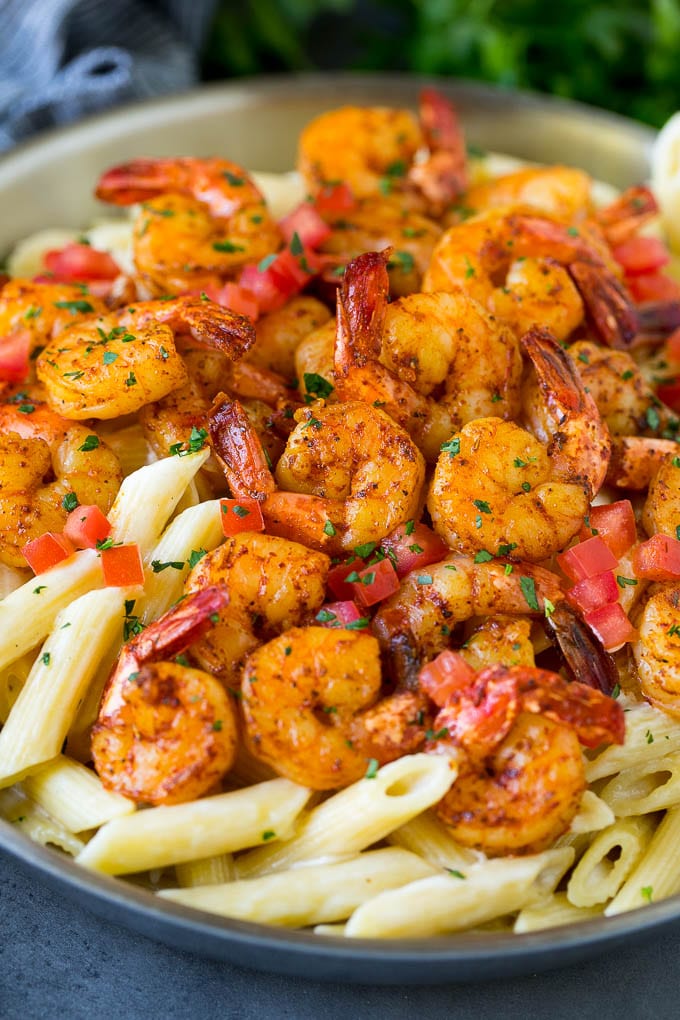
[
  {"xmin": 598, "ymin": 753, "xmax": 680, "ymax": 816},
  {"xmin": 566, "ymin": 815, "xmax": 655, "ymax": 908},
  {"xmin": 20, "ymin": 755, "xmax": 135, "ymax": 832},
  {"xmin": 514, "ymin": 892, "xmax": 603, "ymax": 934},
  {"xmin": 605, "ymin": 806, "xmax": 680, "ymax": 915},
  {"xmin": 160, "ymin": 848, "xmax": 436, "ymax": 927},
  {"xmin": 100, "ymin": 423, "xmax": 154, "ymax": 477},
  {"xmin": 386, "ymin": 809, "xmax": 481, "ymax": 871},
  {"xmin": 76, "ymin": 778, "xmax": 311, "ymax": 875},
  {"xmin": 175, "ymin": 854, "xmax": 237, "ymax": 888},
  {"xmin": 234, "ymin": 755, "xmax": 455, "ymax": 879},
  {"xmin": 585, "ymin": 701, "xmax": 680, "ymax": 782},
  {"xmin": 0, "ymin": 787, "xmax": 85, "ymax": 856}
]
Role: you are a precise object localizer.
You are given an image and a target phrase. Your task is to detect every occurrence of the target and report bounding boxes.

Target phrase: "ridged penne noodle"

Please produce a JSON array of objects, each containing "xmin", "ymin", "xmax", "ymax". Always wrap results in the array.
[
  {"xmin": 343, "ymin": 847, "xmax": 574, "ymax": 938},
  {"xmin": 566, "ymin": 815, "xmax": 655, "ymax": 908},
  {"xmin": 76, "ymin": 778, "xmax": 311, "ymax": 875},
  {"xmin": 0, "ymin": 549, "xmax": 102, "ymax": 673},
  {"xmin": 598, "ymin": 753, "xmax": 680, "ymax": 816},
  {"xmin": 0, "ymin": 589, "xmax": 126, "ymax": 787},
  {"xmin": 514, "ymin": 892, "xmax": 603, "ymax": 933},
  {"xmin": 20, "ymin": 755, "xmax": 135, "ymax": 832},
  {"xmin": 234, "ymin": 755, "xmax": 455, "ymax": 879},
  {"xmin": 0, "ymin": 787, "xmax": 84, "ymax": 856},
  {"xmin": 175, "ymin": 854, "xmax": 236, "ymax": 888},
  {"xmin": 606, "ymin": 806, "xmax": 680, "ymax": 915},
  {"xmin": 0, "ymin": 562, "xmax": 30, "ymax": 599},
  {"xmin": 386, "ymin": 809, "xmax": 482, "ymax": 871},
  {"xmin": 160, "ymin": 848, "xmax": 436, "ymax": 927},
  {"xmin": 108, "ymin": 448, "xmax": 210, "ymax": 556},
  {"xmin": 568, "ymin": 790, "xmax": 616, "ymax": 834},
  {"xmin": 101, "ymin": 423, "xmax": 154, "ymax": 477},
  {"xmin": 0, "ymin": 651, "xmax": 36, "ymax": 724},
  {"xmin": 137, "ymin": 500, "xmax": 224, "ymax": 625},
  {"xmin": 585, "ymin": 701, "xmax": 680, "ymax": 782}
]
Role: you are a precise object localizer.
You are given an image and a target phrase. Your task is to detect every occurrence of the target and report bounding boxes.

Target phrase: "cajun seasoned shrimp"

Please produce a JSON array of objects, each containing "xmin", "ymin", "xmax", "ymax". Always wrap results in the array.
[
  {"xmin": 295, "ymin": 319, "xmax": 337, "ymax": 403},
  {"xmin": 372, "ymin": 553, "xmax": 564, "ymax": 686},
  {"xmin": 242, "ymin": 626, "xmax": 382, "ymax": 789},
  {"xmin": 633, "ymin": 587, "xmax": 680, "ymax": 716},
  {"xmin": 333, "ymin": 250, "xmax": 522, "ymax": 462},
  {"xmin": 0, "ymin": 419, "xmax": 121, "ymax": 568},
  {"xmin": 209, "ymin": 395, "xmax": 425, "ymax": 555},
  {"xmin": 428, "ymin": 327, "xmax": 611, "ymax": 561},
  {"xmin": 423, "ymin": 208, "xmax": 638, "ymax": 347},
  {"xmin": 460, "ymin": 615, "xmax": 536, "ymax": 671},
  {"xmin": 36, "ymin": 296, "xmax": 255, "ymax": 419},
  {"xmin": 642, "ymin": 450, "xmax": 680, "ymax": 537},
  {"xmin": 457, "ymin": 165, "xmax": 593, "ymax": 225},
  {"xmin": 422, "ymin": 663, "xmax": 624, "ymax": 855},
  {"xmin": 247, "ymin": 295, "xmax": 332, "ymax": 378},
  {"xmin": 95, "ymin": 157, "xmax": 281, "ymax": 295},
  {"xmin": 183, "ymin": 532, "xmax": 329, "ymax": 687},
  {"xmin": 92, "ymin": 586, "xmax": 238, "ymax": 805}
]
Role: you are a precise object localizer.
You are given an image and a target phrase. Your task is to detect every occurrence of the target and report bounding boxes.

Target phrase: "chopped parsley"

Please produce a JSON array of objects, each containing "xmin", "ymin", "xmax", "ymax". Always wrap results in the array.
[
  {"xmin": 54, "ymin": 299, "xmax": 94, "ymax": 314},
  {"xmin": 62, "ymin": 493, "xmax": 79, "ymax": 512},
  {"xmin": 212, "ymin": 240, "xmax": 246, "ymax": 253},
  {"xmin": 78, "ymin": 435, "xmax": 100, "ymax": 452},
  {"xmin": 151, "ymin": 559, "xmax": 185, "ymax": 573},
  {"xmin": 440, "ymin": 438, "xmax": 461, "ymax": 458},
  {"xmin": 303, "ymin": 372, "xmax": 334, "ymax": 401},
  {"xmin": 365, "ymin": 758, "xmax": 379, "ymax": 779},
  {"xmin": 520, "ymin": 575, "xmax": 539, "ymax": 610}
]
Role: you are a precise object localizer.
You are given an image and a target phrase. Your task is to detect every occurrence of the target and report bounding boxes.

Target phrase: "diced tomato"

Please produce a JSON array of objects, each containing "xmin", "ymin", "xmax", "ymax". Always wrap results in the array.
[
  {"xmin": 100, "ymin": 543, "xmax": 144, "ymax": 587},
  {"xmin": 613, "ymin": 236, "xmax": 670, "ymax": 276},
  {"xmin": 566, "ymin": 570, "xmax": 619, "ymax": 614},
  {"xmin": 419, "ymin": 650, "xmax": 476, "ymax": 708},
  {"xmin": 313, "ymin": 182, "xmax": 356, "ymax": 217},
  {"xmin": 279, "ymin": 202, "xmax": 332, "ymax": 249},
  {"xmin": 632, "ymin": 533, "xmax": 680, "ymax": 581},
  {"xmin": 350, "ymin": 557, "xmax": 401, "ymax": 608},
  {"xmin": 380, "ymin": 521, "xmax": 448, "ymax": 579},
  {"xmin": 665, "ymin": 327, "xmax": 680, "ymax": 364},
  {"xmin": 578, "ymin": 500, "xmax": 637, "ymax": 559},
  {"xmin": 219, "ymin": 497, "xmax": 265, "ymax": 537},
  {"xmin": 212, "ymin": 282, "xmax": 259, "ymax": 321},
  {"xmin": 627, "ymin": 271, "xmax": 680, "ymax": 304},
  {"xmin": 63, "ymin": 505, "xmax": 112, "ymax": 549},
  {"xmin": 44, "ymin": 243, "xmax": 119, "ymax": 282},
  {"xmin": 0, "ymin": 329, "xmax": 31, "ymax": 382},
  {"xmin": 556, "ymin": 536, "xmax": 618, "ymax": 584},
  {"xmin": 584, "ymin": 602, "xmax": 638, "ymax": 652},
  {"xmin": 270, "ymin": 246, "xmax": 320, "ymax": 290},
  {"xmin": 656, "ymin": 379, "xmax": 680, "ymax": 412},
  {"xmin": 327, "ymin": 557, "xmax": 364, "ymax": 601},
  {"xmin": 316, "ymin": 600, "xmax": 366, "ymax": 628},
  {"xmin": 238, "ymin": 262, "xmax": 289, "ymax": 314},
  {"xmin": 22, "ymin": 532, "xmax": 75, "ymax": 574}
]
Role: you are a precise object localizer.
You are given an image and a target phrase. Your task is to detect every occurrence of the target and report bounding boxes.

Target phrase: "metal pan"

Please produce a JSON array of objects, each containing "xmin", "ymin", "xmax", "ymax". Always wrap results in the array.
[{"xmin": 0, "ymin": 72, "xmax": 670, "ymax": 983}]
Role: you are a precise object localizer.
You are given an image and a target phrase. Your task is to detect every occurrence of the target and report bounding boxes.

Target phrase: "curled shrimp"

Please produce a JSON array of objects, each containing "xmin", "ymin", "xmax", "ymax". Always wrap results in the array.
[
  {"xmin": 36, "ymin": 296, "xmax": 255, "ymax": 419},
  {"xmin": 428, "ymin": 327, "xmax": 611, "ymax": 561},
  {"xmin": 184, "ymin": 532, "xmax": 330, "ymax": 687},
  {"xmin": 0, "ymin": 418, "xmax": 121, "ymax": 567},
  {"xmin": 633, "ymin": 586, "xmax": 680, "ymax": 716},
  {"xmin": 209, "ymin": 395, "xmax": 425, "ymax": 554},
  {"xmin": 372, "ymin": 553, "xmax": 564, "ymax": 687},
  {"xmin": 242, "ymin": 626, "xmax": 382, "ymax": 790},
  {"xmin": 642, "ymin": 450, "xmax": 680, "ymax": 538},
  {"xmin": 95, "ymin": 158, "xmax": 281, "ymax": 295},
  {"xmin": 92, "ymin": 586, "xmax": 238, "ymax": 805},
  {"xmin": 333, "ymin": 250, "xmax": 522, "ymax": 462},
  {"xmin": 422, "ymin": 663, "xmax": 624, "ymax": 855},
  {"xmin": 423, "ymin": 208, "xmax": 638, "ymax": 347},
  {"xmin": 248, "ymin": 295, "xmax": 332, "ymax": 378},
  {"xmin": 458, "ymin": 165, "xmax": 593, "ymax": 225}
]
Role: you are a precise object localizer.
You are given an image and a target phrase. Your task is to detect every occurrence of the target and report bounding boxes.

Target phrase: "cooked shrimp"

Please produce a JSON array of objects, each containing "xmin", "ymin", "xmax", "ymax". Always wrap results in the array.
[
  {"xmin": 407, "ymin": 87, "xmax": 468, "ymax": 215},
  {"xmin": 295, "ymin": 320, "xmax": 337, "ymax": 403},
  {"xmin": 0, "ymin": 279, "xmax": 108, "ymax": 364},
  {"xmin": 0, "ymin": 422, "xmax": 121, "ymax": 567},
  {"xmin": 457, "ymin": 165, "xmax": 593, "ymax": 225},
  {"xmin": 425, "ymin": 663, "xmax": 624, "ymax": 855},
  {"xmin": 428, "ymin": 327, "xmax": 611, "ymax": 561},
  {"xmin": 595, "ymin": 185, "xmax": 659, "ymax": 248},
  {"xmin": 184, "ymin": 532, "xmax": 329, "ymax": 687},
  {"xmin": 461, "ymin": 615, "xmax": 536, "ymax": 671},
  {"xmin": 334, "ymin": 250, "xmax": 522, "ymax": 462},
  {"xmin": 642, "ymin": 450, "xmax": 680, "ymax": 537},
  {"xmin": 607, "ymin": 435, "xmax": 680, "ymax": 490},
  {"xmin": 247, "ymin": 296, "xmax": 332, "ymax": 378},
  {"xmin": 242, "ymin": 626, "xmax": 382, "ymax": 789},
  {"xmin": 209, "ymin": 395, "xmax": 425, "ymax": 554},
  {"xmin": 372, "ymin": 553, "xmax": 564, "ymax": 686},
  {"xmin": 633, "ymin": 586, "xmax": 680, "ymax": 716},
  {"xmin": 92, "ymin": 586, "xmax": 238, "ymax": 805},
  {"xmin": 95, "ymin": 158, "xmax": 281, "ymax": 295},
  {"xmin": 423, "ymin": 208, "xmax": 638, "ymax": 347},
  {"xmin": 36, "ymin": 296, "xmax": 255, "ymax": 419}
]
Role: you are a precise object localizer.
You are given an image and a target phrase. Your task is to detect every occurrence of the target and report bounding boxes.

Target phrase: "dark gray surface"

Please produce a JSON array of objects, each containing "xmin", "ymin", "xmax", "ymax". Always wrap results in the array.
[{"xmin": 1, "ymin": 852, "xmax": 678, "ymax": 1020}]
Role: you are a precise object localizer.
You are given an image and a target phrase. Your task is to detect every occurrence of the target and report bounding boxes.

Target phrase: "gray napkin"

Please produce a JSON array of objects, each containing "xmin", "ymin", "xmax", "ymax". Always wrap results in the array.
[{"xmin": 0, "ymin": 0, "xmax": 219, "ymax": 150}]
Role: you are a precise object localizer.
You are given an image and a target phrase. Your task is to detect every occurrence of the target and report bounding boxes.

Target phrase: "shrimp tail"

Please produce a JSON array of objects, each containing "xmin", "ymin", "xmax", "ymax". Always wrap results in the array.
[
  {"xmin": 95, "ymin": 158, "xmax": 168, "ymax": 205},
  {"xmin": 335, "ymin": 249, "xmax": 390, "ymax": 374},
  {"xmin": 209, "ymin": 394, "xmax": 276, "ymax": 499},
  {"xmin": 568, "ymin": 260, "xmax": 639, "ymax": 348},
  {"xmin": 545, "ymin": 600, "xmax": 619, "ymax": 695},
  {"xmin": 596, "ymin": 185, "xmax": 658, "ymax": 247},
  {"xmin": 607, "ymin": 435, "xmax": 680, "ymax": 489},
  {"xmin": 145, "ymin": 298, "xmax": 256, "ymax": 361},
  {"xmin": 409, "ymin": 88, "xmax": 468, "ymax": 211},
  {"xmin": 635, "ymin": 299, "xmax": 680, "ymax": 339}
]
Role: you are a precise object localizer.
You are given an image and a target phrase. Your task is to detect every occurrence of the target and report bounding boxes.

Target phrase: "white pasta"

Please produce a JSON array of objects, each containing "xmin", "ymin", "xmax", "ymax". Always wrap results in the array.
[
  {"xmin": 160, "ymin": 848, "xmax": 436, "ymax": 927},
  {"xmin": 175, "ymin": 854, "xmax": 236, "ymax": 888},
  {"xmin": 20, "ymin": 755, "xmax": 135, "ymax": 832},
  {"xmin": 606, "ymin": 806, "xmax": 680, "ymax": 915},
  {"xmin": 566, "ymin": 815, "xmax": 655, "ymax": 908},
  {"xmin": 585, "ymin": 700, "xmax": 680, "ymax": 781},
  {"xmin": 514, "ymin": 892, "xmax": 603, "ymax": 934},
  {"xmin": 0, "ymin": 787, "xmax": 85, "ymax": 856},
  {"xmin": 386, "ymin": 809, "xmax": 482, "ymax": 871},
  {"xmin": 598, "ymin": 752, "xmax": 680, "ymax": 816}
]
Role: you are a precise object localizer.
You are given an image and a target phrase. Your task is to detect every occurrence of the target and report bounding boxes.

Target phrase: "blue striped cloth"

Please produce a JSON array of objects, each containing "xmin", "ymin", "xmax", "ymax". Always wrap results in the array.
[{"xmin": 0, "ymin": 0, "xmax": 219, "ymax": 150}]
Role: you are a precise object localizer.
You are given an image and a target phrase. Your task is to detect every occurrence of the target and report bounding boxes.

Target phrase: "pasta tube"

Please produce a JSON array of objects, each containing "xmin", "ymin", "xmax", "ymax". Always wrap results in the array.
[
  {"xmin": 566, "ymin": 816, "xmax": 655, "ymax": 908},
  {"xmin": 21, "ymin": 755, "xmax": 135, "ymax": 832}
]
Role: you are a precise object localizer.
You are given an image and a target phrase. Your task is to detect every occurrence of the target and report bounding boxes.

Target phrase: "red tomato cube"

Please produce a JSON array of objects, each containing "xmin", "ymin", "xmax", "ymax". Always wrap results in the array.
[
  {"xmin": 0, "ymin": 328, "xmax": 31, "ymax": 383},
  {"xmin": 101, "ymin": 543, "xmax": 144, "ymax": 587},
  {"xmin": 584, "ymin": 602, "xmax": 638, "ymax": 652},
  {"xmin": 22, "ymin": 532, "xmax": 75, "ymax": 574},
  {"xmin": 613, "ymin": 236, "xmax": 670, "ymax": 276},
  {"xmin": 327, "ymin": 557, "xmax": 365, "ymax": 601},
  {"xmin": 566, "ymin": 570, "xmax": 619, "ymax": 614},
  {"xmin": 380, "ymin": 521, "xmax": 448, "ymax": 579},
  {"xmin": 313, "ymin": 182, "xmax": 356, "ymax": 217},
  {"xmin": 350, "ymin": 557, "xmax": 401, "ymax": 608},
  {"xmin": 220, "ymin": 498, "xmax": 265, "ymax": 537},
  {"xmin": 578, "ymin": 500, "xmax": 637, "ymax": 559},
  {"xmin": 279, "ymin": 202, "xmax": 332, "ymax": 249},
  {"xmin": 44, "ymin": 243, "xmax": 120, "ymax": 281},
  {"xmin": 213, "ymin": 282, "xmax": 259, "ymax": 321},
  {"xmin": 316, "ymin": 601, "xmax": 366, "ymax": 629},
  {"xmin": 627, "ymin": 271, "xmax": 680, "ymax": 304},
  {"xmin": 419, "ymin": 650, "xmax": 476, "ymax": 708},
  {"xmin": 556, "ymin": 536, "xmax": 618, "ymax": 583},
  {"xmin": 632, "ymin": 533, "xmax": 680, "ymax": 581},
  {"xmin": 238, "ymin": 263, "xmax": 290, "ymax": 314},
  {"xmin": 63, "ymin": 505, "xmax": 112, "ymax": 549}
]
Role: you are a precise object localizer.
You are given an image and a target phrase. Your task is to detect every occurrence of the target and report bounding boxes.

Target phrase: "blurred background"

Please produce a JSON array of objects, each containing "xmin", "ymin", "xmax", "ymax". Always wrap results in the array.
[{"xmin": 1, "ymin": 0, "xmax": 679, "ymax": 150}]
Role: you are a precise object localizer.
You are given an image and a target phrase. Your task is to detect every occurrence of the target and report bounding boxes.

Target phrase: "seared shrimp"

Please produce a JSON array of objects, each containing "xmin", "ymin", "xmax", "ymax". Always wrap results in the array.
[
  {"xmin": 242, "ymin": 626, "xmax": 382, "ymax": 789},
  {"xmin": 36, "ymin": 296, "xmax": 255, "ymax": 419},
  {"xmin": 184, "ymin": 532, "xmax": 329, "ymax": 687},
  {"xmin": 334, "ymin": 250, "xmax": 522, "ymax": 462},
  {"xmin": 210, "ymin": 396, "xmax": 425, "ymax": 554},
  {"xmin": 457, "ymin": 165, "xmax": 593, "ymax": 225},
  {"xmin": 248, "ymin": 296, "xmax": 332, "ymax": 378},
  {"xmin": 642, "ymin": 450, "xmax": 680, "ymax": 538},
  {"xmin": 424, "ymin": 663, "xmax": 624, "ymax": 855},
  {"xmin": 633, "ymin": 586, "xmax": 680, "ymax": 716},
  {"xmin": 372, "ymin": 553, "xmax": 564, "ymax": 686},
  {"xmin": 428, "ymin": 327, "xmax": 611, "ymax": 561},
  {"xmin": 95, "ymin": 157, "xmax": 281, "ymax": 295},
  {"xmin": 0, "ymin": 421, "xmax": 121, "ymax": 567},
  {"xmin": 92, "ymin": 586, "xmax": 238, "ymax": 805},
  {"xmin": 423, "ymin": 208, "xmax": 638, "ymax": 347}
]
